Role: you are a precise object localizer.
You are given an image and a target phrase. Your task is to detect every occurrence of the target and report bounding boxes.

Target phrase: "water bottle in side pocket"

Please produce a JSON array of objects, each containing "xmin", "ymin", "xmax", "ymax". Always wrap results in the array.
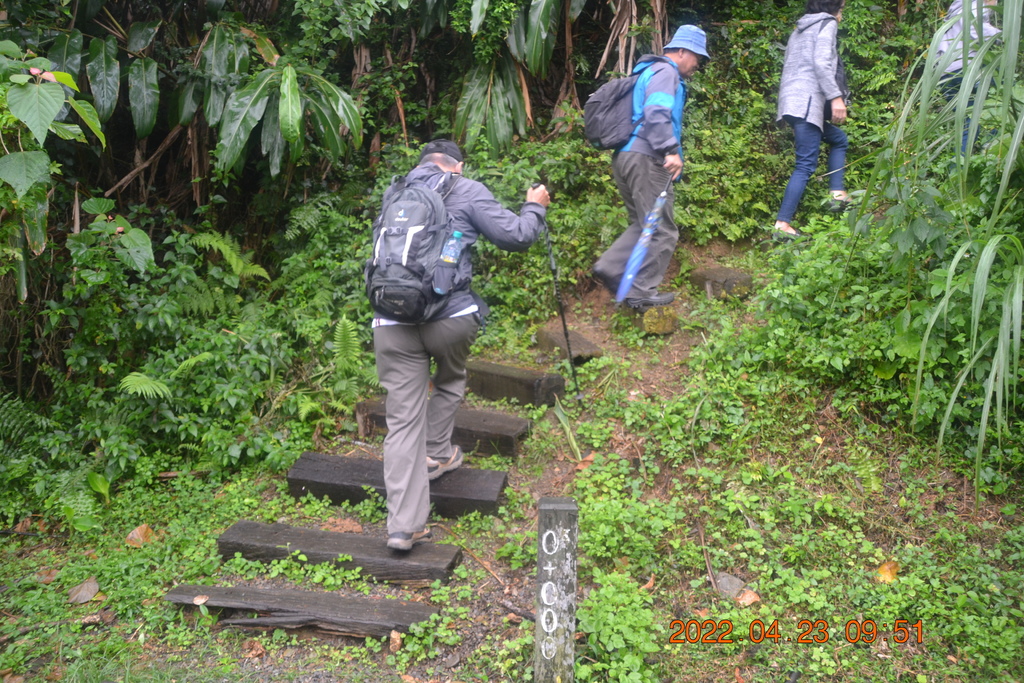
[{"xmin": 432, "ymin": 231, "xmax": 463, "ymax": 295}]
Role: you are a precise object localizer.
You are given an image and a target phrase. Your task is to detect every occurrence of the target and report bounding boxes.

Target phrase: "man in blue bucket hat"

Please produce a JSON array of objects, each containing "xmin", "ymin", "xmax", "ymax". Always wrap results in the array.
[{"xmin": 593, "ymin": 25, "xmax": 709, "ymax": 311}]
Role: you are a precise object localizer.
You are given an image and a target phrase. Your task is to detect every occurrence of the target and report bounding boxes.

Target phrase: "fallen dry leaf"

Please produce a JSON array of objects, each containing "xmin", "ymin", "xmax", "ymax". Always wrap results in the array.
[
  {"xmin": 82, "ymin": 549, "xmax": 98, "ymax": 561},
  {"xmin": 193, "ymin": 595, "xmax": 209, "ymax": 606},
  {"xmin": 506, "ymin": 612, "xmax": 522, "ymax": 624},
  {"xmin": 125, "ymin": 524, "xmax": 155, "ymax": 548},
  {"xmin": 390, "ymin": 629, "xmax": 403, "ymax": 653},
  {"xmin": 13, "ymin": 517, "xmax": 31, "ymax": 534},
  {"xmin": 876, "ymin": 560, "xmax": 900, "ymax": 584},
  {"xmin": 81, "ymin": 609, "xmax": 115, "ymax": 626},
  {"xmin": 323, "ymin": 517, "xmax": 363, "ymax": 534},
  {"xmin": 3, "ymin": 674, "xmax": 25, "ymax": 683},
  {"xmin": 36, "ymin": 569, "xmax": 59, "ymax": 585},
  {"xmin": 399, "ymin": 675, "xmax": 421, "ymax": 683},
  {"xmin": 575, "ymin": 453, "xmax": 595, "ymax": 471},
  {"xmin": 242, "ymin": 639, "xmax": 266, "ymax": 659},
  {"xmin": 735, "ymin": 589, "xmax": 761, "ymax": 607},
  {"xmin": 67, "ymin": 577, "xmax": 99, "ymax": 604},
  {"xmin": 641, "ymin": 573, "xmax": 656, "ymax": 590},
  {"xmin": 694, "ymin": 608, "xmax": 710, "ymax": 618},
  {"xmin": 947, "ymin": 655, "xmax": 958, "ymax": 664},
  {"xmin": 734, "ymin": 667, "xmax": 746, "ymax": 683}
]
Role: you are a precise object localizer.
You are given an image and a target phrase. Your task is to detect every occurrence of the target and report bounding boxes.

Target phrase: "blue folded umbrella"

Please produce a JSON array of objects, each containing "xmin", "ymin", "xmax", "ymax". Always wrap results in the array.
[{"xmin": 615, "ymin": 179, "xmax": 672, "ymax": 303}]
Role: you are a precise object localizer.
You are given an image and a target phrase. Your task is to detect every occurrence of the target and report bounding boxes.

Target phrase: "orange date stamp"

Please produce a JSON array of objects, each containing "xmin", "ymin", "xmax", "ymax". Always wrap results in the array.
[{"xmin": 668, "ymin": 619, "xmax": 924, "ymax": 645}]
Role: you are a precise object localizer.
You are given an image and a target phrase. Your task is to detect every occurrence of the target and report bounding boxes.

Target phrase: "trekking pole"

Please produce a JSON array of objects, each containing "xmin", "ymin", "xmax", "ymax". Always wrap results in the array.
[{"xmin": 535, "ymin": 184, "xmax": 583, "ymax": 404}]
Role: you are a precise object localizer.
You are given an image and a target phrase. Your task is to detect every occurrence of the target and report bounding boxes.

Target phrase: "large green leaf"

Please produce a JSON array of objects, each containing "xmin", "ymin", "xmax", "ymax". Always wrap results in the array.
[
  {"xmin": 0, "ymin": 151, "xmax": 51, "ymax": 199},
  {"xmin": 127, "ymin": 21, "xmax": 162, "ymax": 53},
  {"xmin": 68, "ymin": 98, "xmax": 106, "ymax": 147},
  {"xmin": 455, "ymin": 55, "xmax": 524, "ymax": 152},
  {"xmin": 174, "ymin": 79, "xmax": 202, "ymax": 126},
  {"xmin": 48, "ymin": 30, "xmax": 83, "ymax": 79},
  {"xmin": 568, "ymin": 0, "xmax": 585, "ymax": 20},
  {"xmin": 306, "ymin": 73, "xmax": 362, "ymax": 148},
  {"xmin": 20, "ymin": 197, "xmax": 49, "ymax": 256},
  {"xmin": 525, "ymin": 0, "xmax": 559, "ymax": 77},
  {"xmin": 0, "ymin": 40, "xmax": 20, "ymax": 57},
  {"xmin": 116, "ymin": 227, "xmax": 155, "ymax": 272},
  {"xmin": 304, "ymin": 93, "xmax": 344, "ymax": 160},
  {"xmin": 261, "ymin": 95, "xmax": 285, "ymax": 177},
  {"xmin": 86, "ymin": 36, "xmax": 119, "ymax": 122},
  {"xmin": 7, "ymin": 82, "xmax": 66, "ymax": 145},
  {"xmin": 201, "ymin": 26, "xmax": 236, "ymax": 127},
  {"xmin": 215, "ymin": 69, "xmax": 275, "ymax": 172},
  {"xmin": 279, "ymin": 65, "xmax": 302, "ymax": 144},
  {"xmin": 128, "ymin": 57, "xmax": 159, "ymax": 138},
  {"xmin": 470, "ymin": 0, "xmax": 490, "ymax": 34},
  {"xmin": 506, "ymin": 9, "xmax": 527, "ymax": 61},
  {"xmin": 13, "ymin": 228, "xmax": 28, "ymax": 302}
]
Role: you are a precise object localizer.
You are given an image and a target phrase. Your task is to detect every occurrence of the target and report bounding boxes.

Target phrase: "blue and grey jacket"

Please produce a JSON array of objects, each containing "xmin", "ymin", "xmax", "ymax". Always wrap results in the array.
[{"xmin": 619, "ymin": 54, "xmax": 686, "ymax": 161}]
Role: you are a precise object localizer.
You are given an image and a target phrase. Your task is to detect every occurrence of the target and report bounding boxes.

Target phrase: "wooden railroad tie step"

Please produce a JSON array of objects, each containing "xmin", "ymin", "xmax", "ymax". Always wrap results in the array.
[
  {"xmin": 218, "ymin": 520, "xmax": 462, "ymax": 585},
  {"xmin": 356, "ymin": 399, "xmax": 530, "ymax": 458},
  {"xmin": 466, "ymin": 360, "xmax": 565, "ymax": 407},
  {"xmin": 165, "ymin": 584, "xmax": 437, "ymax": 638},
  {"xmin": 288, "ymin": 451, "xmax": 508, "ymax": 517}
]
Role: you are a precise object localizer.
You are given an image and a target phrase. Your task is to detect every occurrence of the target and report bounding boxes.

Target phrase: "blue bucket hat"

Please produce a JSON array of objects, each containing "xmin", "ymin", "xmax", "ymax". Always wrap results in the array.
[{"xmin": 665, "ymin": 25, "xmax": 710, "ymax": 59}]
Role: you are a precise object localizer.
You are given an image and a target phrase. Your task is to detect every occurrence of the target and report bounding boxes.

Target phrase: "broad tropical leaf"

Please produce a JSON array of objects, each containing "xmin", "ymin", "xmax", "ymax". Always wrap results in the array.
[
  {"xmin": 7, "ymin": 81, "xmax": 66, "ymax": 145},
  {"xmin": 48, "ymin": 30, "xmax": 83, "ymax": 79},
  {"xmin": 86, "ymin": 36, "xmax": 119, "ymax": 122},
  {"xmin": 261, "ymin": 95, "xmax": 286, "ymax": 177},
  {"xmin": 524, "ymin": 0, "xmax": 559, "ymax": 77},
  {"xmin": 82, "ymin": 197, "xmax": 116, "ymax": 214},
  {"xmin": 127, "ymin": 21, "xmax": 162, "ymax": 53},
  {"xmin": 306, "ymin": 73, "xmax": 363, "ymax": 147},
  {"xmin": 304, "ymin": 94, "xmax": 344, "ymax": 160},
  {"xmin": 0, "ymin": 151, "xmax": 51, "ymax": 199},
  {"xmin": 68, "ymin": 97, "xmax": 106, "ymax": 147},
  {"xmin": 128, "ymin": 58, "xmax": 159, "ymax": 138},
  {"xmin": 174, "ymin": 79, "xmax": 202, "ymax": 127},
  {"xmin": 116, "ymin": 227, "xmax": 156, "ymax": 272},
  {"xmin": 279, "ymin": 65, "xmax": 302, "ymax": 143},
  {"xmin": 239, "ymin": 27, "xmax": 279, "ymax": 66},
  {"xmin": 21, "ymin": 198, "xmax": 49, "ymax": 255},
  {"xmin": 470, "ymin": 0, "xmax": 491, "ymax": 34},
  {"xmin": 215, "ymin": 69, "xmax": 275, "ymax": 172}
]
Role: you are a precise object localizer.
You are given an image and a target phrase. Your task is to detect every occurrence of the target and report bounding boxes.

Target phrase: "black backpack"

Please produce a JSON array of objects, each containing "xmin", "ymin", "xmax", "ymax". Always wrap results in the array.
[
  {"xmin": 583, "ymin": 73, "xmax": 641, "ymax": 150},
  {"xmin": 365, "ymin": 173, "xmax": 462, "ymax": 323}
]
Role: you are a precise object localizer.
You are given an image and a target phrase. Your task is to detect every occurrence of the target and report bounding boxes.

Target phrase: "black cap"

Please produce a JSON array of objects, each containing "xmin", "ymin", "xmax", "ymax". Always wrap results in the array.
[{"xmin": 419, "ymin": 139, "xmax": 463, "ymax": 163}]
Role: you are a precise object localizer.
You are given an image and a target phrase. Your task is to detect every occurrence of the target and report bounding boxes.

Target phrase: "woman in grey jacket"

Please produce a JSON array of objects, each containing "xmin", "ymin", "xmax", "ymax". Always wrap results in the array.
[{"xmin": 773, "ymin": 0, "xmax": 851, "ymax": 239}]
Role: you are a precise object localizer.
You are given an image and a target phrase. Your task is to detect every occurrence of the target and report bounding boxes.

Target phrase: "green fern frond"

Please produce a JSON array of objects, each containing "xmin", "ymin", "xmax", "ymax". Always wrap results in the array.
[
  {"xmin": 332, "ymin": 317, "xmax": 360, "ymax": 369},
  {"xmin": 171, "ymin": 352, "xmax": 214, "ymax": 378},
  {"xmin": 297, "ymin": 395, "xmax": 325, "ymax": 422},
  {"xmin": 0, "ymin": 393, "xmax": 48, "ymax": 459},
  {"xmin": 849, "ymin": 445, "xmax": 884, "ymax": 495},
  {"xmin": 191, "ymin": 232, "xmax": 269, "ymax": 281},
  {"xmin": 118, "ymin": 372, "xmax": 173, "ymax": 400}
]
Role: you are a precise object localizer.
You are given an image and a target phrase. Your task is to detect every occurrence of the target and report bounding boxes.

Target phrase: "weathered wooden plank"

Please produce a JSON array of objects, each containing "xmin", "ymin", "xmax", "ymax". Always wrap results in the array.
[
  {"xmin": 165, "ymin": 584, "xmax": 437, "ymax": 638},
  {"xmin": 218, "ymin": 520, "xmax": 462, "ymax": 583},
  {"xmin": 467, "ymin": 360, "xmax": 565, "ymax": 407},
  {"xmin": 287, "ymin": 452, "xmax": 508, "ymax": 517},
  {"xmin": 356, "ymin": 400, "xmax": 530, "ymax": 458},
  {"xmin": 536, "ymin": 325, "xmax": 604, "ymax": 364}
]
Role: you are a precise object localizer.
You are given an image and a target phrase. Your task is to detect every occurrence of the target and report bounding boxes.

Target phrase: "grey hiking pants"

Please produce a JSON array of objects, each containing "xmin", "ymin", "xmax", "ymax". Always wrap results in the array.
[
  {"xmin": 373, "ymin": 314, "xmax": 480, "ymax": 535},
  {"xmin": 594, "ymin": 151, "xmax": 679, "ymax": 298}
]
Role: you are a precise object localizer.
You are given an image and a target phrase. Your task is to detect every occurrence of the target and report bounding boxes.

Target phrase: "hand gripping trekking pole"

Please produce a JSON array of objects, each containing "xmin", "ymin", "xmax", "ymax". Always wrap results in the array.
[{"xmin": 535, "ymin": 184, "xmax": 583, "ymax": 404}]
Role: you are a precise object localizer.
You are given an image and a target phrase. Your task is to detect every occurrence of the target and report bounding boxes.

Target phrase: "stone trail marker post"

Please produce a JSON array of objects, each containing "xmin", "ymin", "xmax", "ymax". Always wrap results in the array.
[{"xmin": 534, "ymin": 497, "xmax": 578, "ymax": 682}]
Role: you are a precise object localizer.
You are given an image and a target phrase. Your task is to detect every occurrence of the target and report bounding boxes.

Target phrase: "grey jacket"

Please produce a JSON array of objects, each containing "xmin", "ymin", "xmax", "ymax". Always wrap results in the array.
[
  {"xmin": 936, "ymin": 0, "xmax": 1001, "ymax": 74},
  {"xmin": 392, "ymin": 162, "xmax": 546, "ymax": 321},
  {"xmin": 776, "ymin": 13, "xmax": 843, "ymax": 131}
]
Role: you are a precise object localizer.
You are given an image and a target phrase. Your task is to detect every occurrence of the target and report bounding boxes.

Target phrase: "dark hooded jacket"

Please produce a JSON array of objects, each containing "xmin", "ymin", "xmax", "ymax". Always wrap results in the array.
[{"xmin": 377, "ymin": 162, "xmax": 546, "ymax": 322}]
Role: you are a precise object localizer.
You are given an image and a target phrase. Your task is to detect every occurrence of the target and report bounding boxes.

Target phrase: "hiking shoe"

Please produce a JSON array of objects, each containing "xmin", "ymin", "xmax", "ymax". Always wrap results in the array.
[
  {"xmin": 592, "ymin": 268, "xmax": 620, "ymax": 296},
  {"xmin": 387, "ymin": 527, "xmax": 432, "ymax": 551},
  {"xmin": 623, "ymin": 292, "xmax": 675, "ymax": 310},
  {"xmin": 426, "ymin": 446, "xmax": 463, "ymax": 481}
]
